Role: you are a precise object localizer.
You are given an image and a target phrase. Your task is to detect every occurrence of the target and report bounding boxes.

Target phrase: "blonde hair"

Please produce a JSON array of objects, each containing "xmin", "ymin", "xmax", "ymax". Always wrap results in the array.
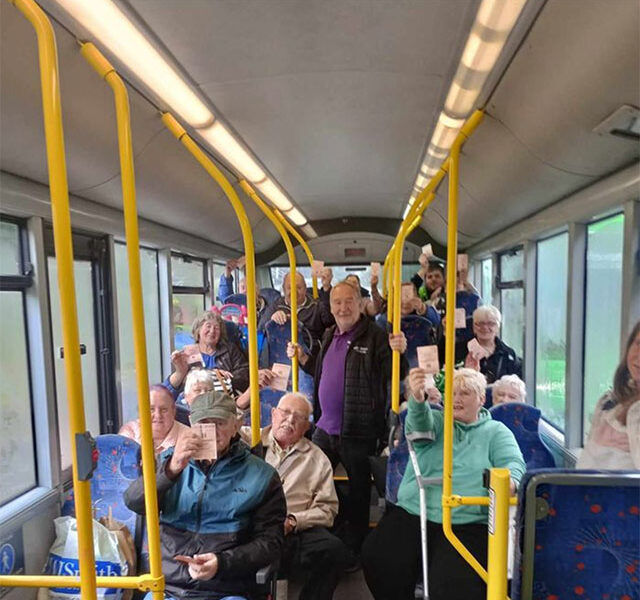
[
  {"xmin": 453, "ymin": 368, "xmax": 486, "ymax": 399},
  {"xmin": 473, "ymin": 305, "xmax": 502, "ymax": 328},
  {"xmin": 492, "ymin": 374, "xmax": 526, "ymax": 401}
]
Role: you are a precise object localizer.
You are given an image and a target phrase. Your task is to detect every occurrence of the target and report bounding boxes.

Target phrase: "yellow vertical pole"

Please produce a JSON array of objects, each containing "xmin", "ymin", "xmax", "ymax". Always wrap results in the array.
[
  {"xmin": 385, "ymin": 247, "xmax": 395, "ymax": 323},
  {"xmin": 240, "ymin": 180, "xmax": 299, "ymax": 391},
  {"xmin": 441, "ymin": 110, "xmax": 488, "ymax": 582},
  {"xmin": 382, "ymin": 244, "xmax": 394, "ymax": 299},
  {"xmin": 161, "ymin": 113, "xmax": 262, "ymax": 446},
  {"xmin": 80, "ymin": 43, "xmax": 164, "ymax": 598},
  {"xmin": 486, "ymin": 468, "xmax": 511, "ymax": 599},
  {"xmin": 274, "ymin": 210, "xmax": 318, "ymax": 299},
  {"xmin": 7, "ymin": 1, "xmax": 98, "ymax": 597}
]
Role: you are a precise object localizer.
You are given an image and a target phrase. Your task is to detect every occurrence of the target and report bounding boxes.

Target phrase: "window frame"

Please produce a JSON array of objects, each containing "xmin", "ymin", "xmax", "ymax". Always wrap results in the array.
[{"xmin": 171, "ymin": 252, "xmax": 210, "ymax": 297}]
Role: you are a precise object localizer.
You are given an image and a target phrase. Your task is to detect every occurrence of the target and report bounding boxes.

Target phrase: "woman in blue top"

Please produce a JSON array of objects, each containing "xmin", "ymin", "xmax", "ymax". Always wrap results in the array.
[{"xmin": 362, "ymin": 367, "xmax": 525, "ymax": 600}]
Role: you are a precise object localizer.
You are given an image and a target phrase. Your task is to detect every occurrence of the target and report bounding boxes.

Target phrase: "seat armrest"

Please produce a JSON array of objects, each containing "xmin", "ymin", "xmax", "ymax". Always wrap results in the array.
[{"xmin": 256, "ymin": 562, "xmax": 276, "ymax": 585}]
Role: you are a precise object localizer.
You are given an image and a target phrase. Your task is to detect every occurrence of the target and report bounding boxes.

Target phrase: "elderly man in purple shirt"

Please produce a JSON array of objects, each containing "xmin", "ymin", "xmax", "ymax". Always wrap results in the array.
[{"xmin": 289, "ymin": 280, "xmax": 408, "ymax": 553}]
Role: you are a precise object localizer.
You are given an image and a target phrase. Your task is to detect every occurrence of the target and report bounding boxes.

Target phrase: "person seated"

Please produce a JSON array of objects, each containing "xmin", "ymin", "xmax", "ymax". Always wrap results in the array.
[
  {"xmin": 492, "ymin": 374, "xmax": 526, "ymax": 405},
  {"xmin": 288, "ymin": 280, "xmax": 408, "ymax": 553},
  {"xmin": 259, "ymin": 271, "xmax": 334, "ymax": 346},
  {"xmin": 362, "ymin": 367, "xmax": 525, "ymax": 600},
  {"xmin": 182, "ymin": 366, "xmax": 275, "ymax": 417},
  {"xmin": 240, "ymin": 392, "xmax": 351, "ymax": 600},
  {"xmin": 119, "ymin": 384, "xmax": 191, "ymax": 454},
  {"xmin": 578, "ymin": 321, "xmax": 640, "ymax": 469},
  {"xmin": 458, "ymin": 305, "xmax": 522, "ymax": 387},
  {"xmin": 164, "ymin": 311, "xmax": 249, "ymax": 399},
  {"xmin": 125, "ymin": 390, "xmax": 286, "ymax": 600}
]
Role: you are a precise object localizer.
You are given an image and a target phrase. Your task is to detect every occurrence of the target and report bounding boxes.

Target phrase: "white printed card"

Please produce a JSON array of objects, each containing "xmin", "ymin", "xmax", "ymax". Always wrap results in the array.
[
  {"xmin": 271, "ymin": 363, "xmax": 291, "ymax": 392},
  {"xmin": 417, "ymin": 345, "xmax": 440, "ymax": 375}
]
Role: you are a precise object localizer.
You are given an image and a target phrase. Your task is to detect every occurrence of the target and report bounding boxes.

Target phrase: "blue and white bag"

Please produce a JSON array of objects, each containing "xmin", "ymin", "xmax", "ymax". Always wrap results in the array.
[{"xmin": 42, "ymin": 516, "xmax": 128, "ymax": 600}]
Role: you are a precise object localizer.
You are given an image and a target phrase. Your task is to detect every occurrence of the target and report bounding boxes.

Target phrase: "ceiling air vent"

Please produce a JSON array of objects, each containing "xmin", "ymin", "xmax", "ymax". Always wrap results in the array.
[{"xmin": 593, "ymin": 105, "xmax": 640, "ymax": 141}]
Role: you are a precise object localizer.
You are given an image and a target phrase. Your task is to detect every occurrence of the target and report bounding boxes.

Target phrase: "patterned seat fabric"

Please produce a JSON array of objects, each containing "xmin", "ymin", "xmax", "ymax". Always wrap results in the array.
[
  {"xmin": 224, "ymin": 293, "xmax": 247, "ymax": 307},
  {"xmin": 512, "ymin": 469, "xmax": 640, "ymax": 600},
  {"xmin": 489, "ymin": 404, "xmax": 556, "ymax": 469},
  {"xmin": 61, "ymin": 434, "xmax": 141, "ymax": 540},
  {"xmin": 375, "ymin": 315, "xmax": 437, "ymax": 369},
  {"xmin": 259, "ymin": 287, "xmax": 281, "ymax": 306},
  {"xmin": 244, "ymin": 321, "xmax": 314, "ymax": 427},
  {"xmin": 385, "ymin": 410, "xmax": 409, "ymax": 505}
]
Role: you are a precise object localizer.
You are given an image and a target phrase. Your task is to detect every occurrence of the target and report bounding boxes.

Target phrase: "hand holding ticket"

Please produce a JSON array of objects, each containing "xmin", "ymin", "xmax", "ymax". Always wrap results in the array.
[
  {"xmin": 467, "ymin": 337, "xmax": 490, "ymax": 360},
  {"xmin": 271, "ymin": 363, "xmax": 291, "ymax": 392}
]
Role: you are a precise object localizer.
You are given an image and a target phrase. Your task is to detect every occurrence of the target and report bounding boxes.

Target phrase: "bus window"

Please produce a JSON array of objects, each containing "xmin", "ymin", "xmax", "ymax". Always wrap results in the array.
[
  {"xmin": 535, "ymin": 233, "xmax": 569, "ymax": 429},
  {"xmin": 480, "ymin": 258, "xmax": 492, "ymax": 305},
  {"xmin": 0, "ymin": 218, "xmax": 37, "ymax": 505},
  {"xmin": 172, "ymin": 255, "xmax": 208, "ymax": 350},
  {"xmin": 583, "ymin": 213, "xmax": 625, "ymax": 441},
  {"xmin": 498, "ymin": 248, "xmax": 524, "ymax": 358}
]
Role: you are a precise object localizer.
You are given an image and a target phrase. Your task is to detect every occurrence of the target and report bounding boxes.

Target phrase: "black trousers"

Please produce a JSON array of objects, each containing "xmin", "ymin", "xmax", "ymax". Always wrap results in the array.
[
  {"xmin": 362, "ymin": 505, "xmax": 488, "ymax": 600},
  {"xmin": 281, "ymin": 526, "xmax": 352, "ymax": 600},
  {"xmin": 312, "ymin": 427, "xmax": 376, "ymax": 552}
]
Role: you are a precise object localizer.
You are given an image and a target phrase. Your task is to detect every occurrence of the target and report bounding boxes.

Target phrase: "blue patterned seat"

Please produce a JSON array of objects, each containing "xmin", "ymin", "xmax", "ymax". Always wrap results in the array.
[
  {"xmin": 61, "ymin": 434, "xmax": 141, "ymax": 540},
  {"xmin": 386, "ymin": 410, "xmax": 409, "ymax": 505},
  {"xmin": 224, "ymin": 293, "xmax": 247, "ymax": 306},
  {"xmin": 375, "ymin": 314, "xmax": 437, "ymax": 369},
  {"xmin": 489, "ymin": 403, "xmax": 555, "ymax": 469},
  {"xmin": 247, "ymin": 321, "xmax": 314, "ymax": 427},
  {"xmin": 512, "ymin": 469, "xmax": 640, "ymax": 600}
]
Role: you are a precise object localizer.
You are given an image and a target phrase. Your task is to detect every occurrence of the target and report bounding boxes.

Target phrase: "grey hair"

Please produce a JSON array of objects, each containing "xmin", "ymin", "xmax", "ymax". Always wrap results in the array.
[
  {"xmin": 473, "ymin": 305, "xmax": 502, "ymax": 328},
  {"xmin": 279, "ymin": 392, "xmax": 313, "ymax": 417},
  {"xmin": 492, "ymin": 374, "xmax": 526, "ymax": 401},
  {"xmin": 184, "ymin": 369, "xmax": 215, "ymax": 396},
  {"xmin": 191, "ymin": 311, "xmax": 227, "ymax": 343},
  {"xmin": 331, "ymin": 279, "xmax": 362, "ymax": 300}
]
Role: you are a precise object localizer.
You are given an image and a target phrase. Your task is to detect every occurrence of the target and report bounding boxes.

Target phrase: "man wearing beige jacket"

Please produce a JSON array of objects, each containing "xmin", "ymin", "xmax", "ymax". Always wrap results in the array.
[{"xmin": 242, "ymin": 392, "xmax": 351, "ymax": 600}]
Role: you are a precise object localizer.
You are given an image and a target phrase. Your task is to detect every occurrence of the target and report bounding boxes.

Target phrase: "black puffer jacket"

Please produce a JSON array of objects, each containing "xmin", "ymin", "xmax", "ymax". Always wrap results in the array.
[{"xmin": 302, "ymin": 316, "xmax": 408, "ymax": 441}]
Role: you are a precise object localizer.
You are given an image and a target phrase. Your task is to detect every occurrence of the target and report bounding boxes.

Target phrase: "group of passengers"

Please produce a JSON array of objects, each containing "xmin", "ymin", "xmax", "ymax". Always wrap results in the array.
[{"xmin": 116, "ymin": 251, "xmax": 639, "ymax": 600}]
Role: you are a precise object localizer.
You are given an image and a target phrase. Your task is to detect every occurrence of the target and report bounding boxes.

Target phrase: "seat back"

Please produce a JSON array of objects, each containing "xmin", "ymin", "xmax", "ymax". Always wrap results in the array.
[
  {"xmin": 260, "ymin": 287, "xmax": 282, "ymax": 306},
  {"xmin": 385, "ymin": 410, "xmax": 409, "ymax": 505},
  {"xmin": 61, "ymin": 434, "xmax": 141, "ymax": 540},
  {"xmin": 248, "ymin": 321, "xmax": 314, "ymax": 427},
  {"xmin": 512, "ymin": 469, "xmax": 640, "ymax": 600},
  {"xmin": 224, "ymin": 293, "xmax": 247, "ymax": 307},
  {"xmin": 489, "ymin": 403, "xmax": 555, "ymax": 469},
  {"xmin": 375, "ymin": 314, "xmax": 437, "ymax": 368},
  {"xmin": 219, "ymin": 303, "xmax": 246, "ymax": 325}
]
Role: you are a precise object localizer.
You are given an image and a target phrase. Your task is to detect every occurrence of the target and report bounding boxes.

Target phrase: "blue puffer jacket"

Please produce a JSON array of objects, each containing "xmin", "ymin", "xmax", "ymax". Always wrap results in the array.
[{"xmin": 125, "ymin": 439, "xmax": 286, "ymax": 599}]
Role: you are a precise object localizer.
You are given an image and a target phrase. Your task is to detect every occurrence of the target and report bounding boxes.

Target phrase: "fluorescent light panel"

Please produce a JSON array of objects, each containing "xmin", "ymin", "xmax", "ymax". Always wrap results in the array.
[
  {"xmin": 256, "ymin": 180, "xmax": 293, "ymax": 212},
  {"xmin": 301, "ymin": 224, "xmax": 317, "ymax": 238},
  {"xmin": 285, "ymin": 207, "xmax": 307, "ymax": 226},
  {"xmin": 198, "ymin": 123, "xmax": 265, "ymax": 183},
  {"xmin": 54, "ymin": 0, "xmax": 212, "ymax": 128}
]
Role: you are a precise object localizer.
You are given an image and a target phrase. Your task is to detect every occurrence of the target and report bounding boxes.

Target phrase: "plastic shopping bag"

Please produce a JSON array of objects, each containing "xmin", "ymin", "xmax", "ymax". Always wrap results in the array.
[{"xmin": 41, "ymin": 516, "xmax": 129, "ymax": 600}]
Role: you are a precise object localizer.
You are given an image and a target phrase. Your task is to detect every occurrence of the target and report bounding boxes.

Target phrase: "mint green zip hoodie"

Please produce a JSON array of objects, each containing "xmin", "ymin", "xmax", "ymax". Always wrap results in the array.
[{"xmin": 396, "ymin": 397, "xmax": 526, "ymax": 524}]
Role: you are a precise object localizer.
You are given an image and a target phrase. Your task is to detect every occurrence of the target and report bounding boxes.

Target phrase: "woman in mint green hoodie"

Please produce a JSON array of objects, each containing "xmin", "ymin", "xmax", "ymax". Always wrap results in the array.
[{"xmin": 362, "ymin": 368, "xmax": 525, "ymax": 600}]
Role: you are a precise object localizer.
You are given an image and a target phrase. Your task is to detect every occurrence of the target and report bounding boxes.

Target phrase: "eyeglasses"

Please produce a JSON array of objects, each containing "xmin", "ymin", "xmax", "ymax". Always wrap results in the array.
[
  {"xmin": 275, "ymin": 407, "xmax": 308, "ymax": 424},
  {"xmin": 475, "ymin": 321, "xmax": 498, "ymax": 328}
]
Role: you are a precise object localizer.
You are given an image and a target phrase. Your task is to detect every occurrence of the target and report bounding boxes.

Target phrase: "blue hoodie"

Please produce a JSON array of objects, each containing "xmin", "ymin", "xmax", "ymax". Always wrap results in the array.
[{"xmin": 396, "ymin": 397, "xmax": 525, "ymax": 524}]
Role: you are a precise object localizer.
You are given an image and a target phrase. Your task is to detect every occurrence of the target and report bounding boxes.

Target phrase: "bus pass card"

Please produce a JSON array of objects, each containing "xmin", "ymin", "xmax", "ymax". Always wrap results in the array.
[
  {"xmin": 271, "ymin": 363, "xmax": 291, "ymax": 392},
  {"xmin": 457, "ymin": 254, "xmax": 468, "ymax": 271},
  {"xmin": 311, "ymin": 260, "xmax": 325, "ymax": 277},
  {"xmin": 370, "ymin": 262, "xmax": 381, "ymax": 278},
  {"xmin": 193, "ymin": 423, "xmax": 217, "ymax": 461},
  {"xmin": 467, "ymin": 337, "xmax": 490, "ymax": 360},
  {"xmin": 454, "ymin": 308, "xmax": 466, "ymax": 329},
  {"xmin": 421, "ymin": 244, "xmax": 433, "ymax": 258},
  {"xmin": 183, "ymin": 344, "xmax": 205, "ymax": 367},
  {"xmin": 417, "ymin": 345, "xmax": 440, "ymax": 374}
]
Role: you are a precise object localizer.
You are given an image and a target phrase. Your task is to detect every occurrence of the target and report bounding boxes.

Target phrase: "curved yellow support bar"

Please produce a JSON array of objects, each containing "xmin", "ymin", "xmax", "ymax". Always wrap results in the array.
[
  {"xmin": 161, "ymin": 113, "xmax": 262, "ymax": 446},
  {"xmin": 81, "ymin": 42, "xmax": 164, "ymax": 600},
  {"xmin": 240, "ymin": 180, "xmax": 300, "ymax": 391},
  {"xmin": 274, "ymin": 210, "xmax": 318, "ymax": 298},
  {"xmin": 3, "ymin": 1, "xmax": 98, "ymax": 597}
]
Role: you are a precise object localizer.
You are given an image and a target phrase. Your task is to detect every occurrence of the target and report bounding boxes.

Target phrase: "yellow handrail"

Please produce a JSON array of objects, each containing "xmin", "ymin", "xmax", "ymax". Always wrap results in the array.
[
  {"xmin": 80, "ymin": 42, "xmax": 164, "ymax": 598},
  {"xmin": 274, "ymin": 209, "xmax": 318, "ymax": 298},
  {"xmin": 240, "ymin": 180, "xmax": 299, "ymax": 391},
  {"xmin": 161, "ymin": 113, "xmax": 262, "ymax": 447},
  {"xmin": 0, "ymin": 1, "xmax": 97, "ymax": 597},
  {"xmin": 486, "ymin": 469, "xmax": 511, "ymax": 598},
  {"xmin": 441, "ymin": 110, "xmax": 489, "ymax": 584}
]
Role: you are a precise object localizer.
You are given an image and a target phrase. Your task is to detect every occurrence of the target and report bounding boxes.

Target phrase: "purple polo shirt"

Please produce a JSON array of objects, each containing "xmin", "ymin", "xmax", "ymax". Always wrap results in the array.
[{"xmin": 316, "ymin": 325, "xmax": 358, "ymax": 435}]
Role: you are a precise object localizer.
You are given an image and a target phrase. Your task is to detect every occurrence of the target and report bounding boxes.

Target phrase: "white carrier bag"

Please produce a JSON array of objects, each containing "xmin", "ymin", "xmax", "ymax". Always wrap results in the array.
[{"xmin": 42, "ymin": 516, "xmax": 129, "ymax": 600}]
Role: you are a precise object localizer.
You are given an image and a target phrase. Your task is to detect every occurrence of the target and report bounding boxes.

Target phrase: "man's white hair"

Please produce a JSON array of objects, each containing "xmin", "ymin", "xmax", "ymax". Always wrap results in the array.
[
  {"xmin": 184, "ymin": 369, "xmax": 215, "ymax": 396},
  {"xmin": 473, "ymin": 305, "xmax": 502, "ymax": 328},
  {"xmin": 492, "ymin": 374, "xmax": 526, "ymax": 401},
  {"xmin": 279, "ymin": 392, "xmax": 313, "ymax": 417}
]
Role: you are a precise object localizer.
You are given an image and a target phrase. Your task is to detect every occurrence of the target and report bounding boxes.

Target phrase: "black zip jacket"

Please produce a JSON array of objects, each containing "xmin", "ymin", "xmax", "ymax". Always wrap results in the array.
[{"xmin": 301, "ymin": 316, "xmax": 408, "ymax": 442}]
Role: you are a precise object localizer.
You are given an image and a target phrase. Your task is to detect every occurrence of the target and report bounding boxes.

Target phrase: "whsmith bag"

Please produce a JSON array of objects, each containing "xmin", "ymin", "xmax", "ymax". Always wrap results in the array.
[{"xmin": 40, "ymin": 516, "xmax": 128, "ymax": 600}]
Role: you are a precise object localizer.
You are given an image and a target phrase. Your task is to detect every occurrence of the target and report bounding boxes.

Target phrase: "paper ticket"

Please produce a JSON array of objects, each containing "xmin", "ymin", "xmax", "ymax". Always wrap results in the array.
[
  {"xmin": 192, "ymin": 423, "xmax": 217, "ymax": 461},
  {"xmin": 370, "ymin": 262, "xmax": 381, "ymax": 278},
  {"xmin": 422, "ymin": 244, "xmax": 433, "ymax": 258},
  {"xmin": 417, "ymin": 345, "xmax": 440, "ymax": 375},
  {"xmin": 401, "ymin": 284, "xmax": 415, "ymax": 303},
  {"xmin": 467, "ymin": 337, "xmax": 490, "ymax": 360},
  {"xmin": 454, "ymin": 307, "xmax": 466, "ymax": 329},
  {"xmin": 311, "ymin": 260, "xmax": 325, "ymax": 277},
  {"xmin": 271, "ymin": 362, "xmax": 291, "ymax": 392},
  {"xmin": 457, "ymin": 253, "xmax": 468, "ymax": 271},
  {"xmin": 183, "ymin": 344, "xmax": 204, "ymax": 367}
]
